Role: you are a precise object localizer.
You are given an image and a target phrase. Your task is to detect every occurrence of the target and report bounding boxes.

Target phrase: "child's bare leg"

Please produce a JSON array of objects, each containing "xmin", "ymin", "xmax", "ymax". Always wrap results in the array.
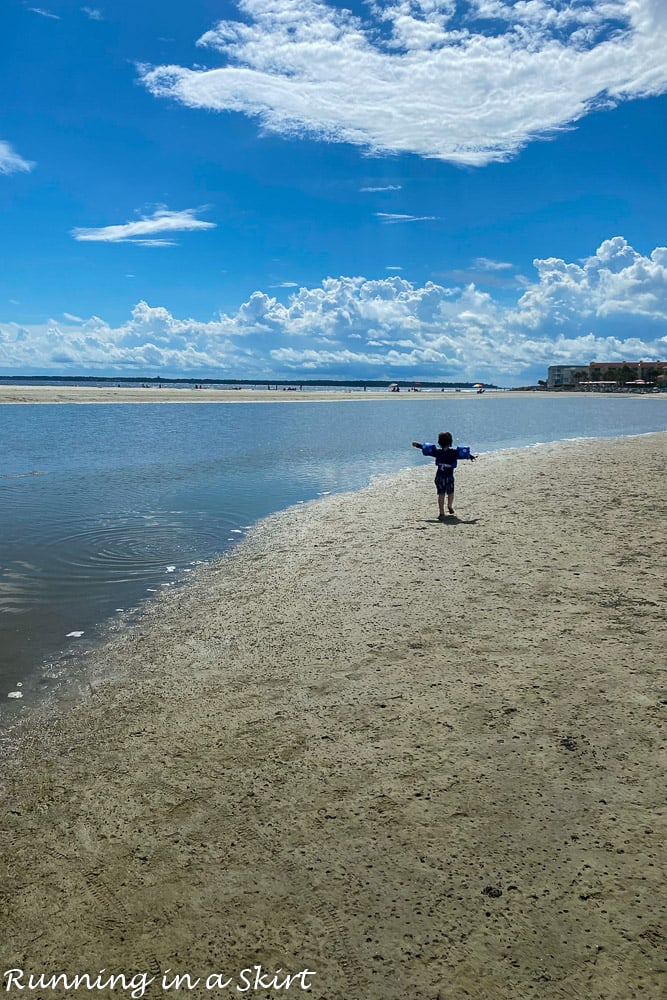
[
  {"xmin": 447, "ymin": 491, "xmax": 455, "ymax": 514},
  {"xmin": 438, "ymin": 493, "xmax": 445, "ymax": 517}
]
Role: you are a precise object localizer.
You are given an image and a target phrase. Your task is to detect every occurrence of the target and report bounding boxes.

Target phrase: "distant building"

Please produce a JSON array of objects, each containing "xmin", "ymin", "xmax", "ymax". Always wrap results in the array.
[
  {"xmin": 588, "ymin": 361, "xmax": 666, "ymax": 380},
  {"xmin": 547, "ymin": 365, "xmax": 588, "ymax": 389},
  {"xmin": 547, "ymin": 361, "xmax": 666, "ymax": 389}
]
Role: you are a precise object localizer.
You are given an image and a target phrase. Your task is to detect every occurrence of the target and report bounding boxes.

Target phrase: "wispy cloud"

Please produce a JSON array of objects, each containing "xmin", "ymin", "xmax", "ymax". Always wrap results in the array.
[
  {"xmin": 442, "ymin": 269, "xmax": 519, "ymax": 289},
  {"xmin": 28, "ymin": 7, "xmax": 60, "ymax": 19},
  {"xmin": 473, "ymin": 257, "xmax": 513, "ymax": 271},
  {"xmin": 131, "ymin": 239, "xmax": 179, "ymax": 247},
  {"xmin": 0, "ymin": 140, "xmax": 35, "ymax": 175},
  {"xmin": 71, "ymin": 207, "xmax": 216, "ymax": 244},
  {"xmin": 440, "ymin": 256, "xmax": 517, "ymax": 287},
  {"xmin": 81, "ymin": 7, "xmax": 103, "ymax": 19},
  {"xmin": 139, "ymin": 0, "xmax": 667, "ymax": 165},
  {"xmin": 386, "ymin": 266, "xmax": 402, "ymax": 271},
  {"xmin": 376, "ymin": 213, "xmax": 437, "ymax": 224},
  {"xmin": 269, "ymin": 281, "xmax": 299, "ymax": 288},
  {"xmin": 361, "ymin": 185, "xmax": 403, "ymax": 192}
]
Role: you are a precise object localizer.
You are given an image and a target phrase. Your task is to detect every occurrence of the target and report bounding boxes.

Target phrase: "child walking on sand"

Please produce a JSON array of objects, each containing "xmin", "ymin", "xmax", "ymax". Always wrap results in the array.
[{"xmin": 412, "ymin": 432, "xmax": 476, "ymax": 519}]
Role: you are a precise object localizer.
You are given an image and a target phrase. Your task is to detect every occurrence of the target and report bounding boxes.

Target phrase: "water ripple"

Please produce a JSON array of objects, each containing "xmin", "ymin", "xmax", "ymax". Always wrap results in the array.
[{"xmin": 0, "ymin": 510, "xmax": 245, "ymax": 610}]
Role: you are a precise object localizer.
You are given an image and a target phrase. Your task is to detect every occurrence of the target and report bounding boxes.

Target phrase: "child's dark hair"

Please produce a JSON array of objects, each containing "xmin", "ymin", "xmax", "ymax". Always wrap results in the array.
[{"xmin": 437, "ymin": 431, "xmax": 453, "ymax": 447}]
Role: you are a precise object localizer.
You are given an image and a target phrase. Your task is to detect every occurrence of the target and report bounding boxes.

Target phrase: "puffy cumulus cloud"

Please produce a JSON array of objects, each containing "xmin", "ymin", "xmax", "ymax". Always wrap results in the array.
[
  {"xmin": 1, "ymin": 237, "xmax": 666, "ymax": 380},
  {"xmin": 511, "ymin": 237, "xmax": 667, "ymax": 329},
  {"xmin": 139, "ymin": 0, "xmax": 667, "ymax": 165},
  {"xmin": 0, "ymin": 140, "xmax": 35, "ymax": 175},
  {"xmin": 72, "ymin": 207, "xmax": 216, "ymax": 244},
  {"xmin": 0, "ymin": 305, "xmax": 249, "ymax": 374},
  {"xmin": 235, "ymin": 291, "xmax": 287, "ymax": 328}
]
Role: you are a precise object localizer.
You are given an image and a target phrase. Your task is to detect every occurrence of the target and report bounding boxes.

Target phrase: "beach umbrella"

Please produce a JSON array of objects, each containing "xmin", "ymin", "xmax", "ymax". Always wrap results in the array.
[{"xmin": 473, "ymin": 383, "xmax": 484, "ymax": 388}]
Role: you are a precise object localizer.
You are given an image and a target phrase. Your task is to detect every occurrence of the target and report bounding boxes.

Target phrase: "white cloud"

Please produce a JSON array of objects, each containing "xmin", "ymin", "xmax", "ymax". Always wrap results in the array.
[
  {"xmin": 0, "ymin": 140, "xmax": 35, "ymax": 175},
  {"xmin": 473, "ymin": 257, "xmax": 514, "ymax": 271},
  {"xmin": 82, "ymin": 7, "xmax": 103, "ymax": 19},
  {"xmin": 28, "ymin": 7, "xmax": 60, "ymax": 19},
  {"xmin": 511, "ymin": 237, "xmax": 667, "ymax": 328},
  {"xmin": 71, "ymin": 207, "xmax": 216, "ymax": 244},
  {"xmin": 131, "ymin": 239, "xmax": 179, "ymax": 247},
  {"xmin": 2, "ymin": 238, "xmax": 666, "ymax": 380},
  {"xmin": 138, "ymin": 0, "xmax": 667, "ymax": 165},
  {"xmin": 361, "ymin": 185, "xmax": 403, "ymax": 192},
  {"xmin": 375, "ymin": 213, "xmax": 437, "ymax": 223}
]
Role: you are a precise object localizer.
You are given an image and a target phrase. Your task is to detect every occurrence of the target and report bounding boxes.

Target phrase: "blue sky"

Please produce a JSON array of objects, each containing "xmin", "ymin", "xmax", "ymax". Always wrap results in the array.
[{"xmin": 1, "ymin": 0, "xmax": 666, "ymax": 384}]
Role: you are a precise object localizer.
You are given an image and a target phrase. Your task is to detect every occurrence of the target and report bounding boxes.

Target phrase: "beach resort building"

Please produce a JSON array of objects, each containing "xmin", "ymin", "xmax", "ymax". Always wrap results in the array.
[
  {"xmin": 547, "ymin": 361, "xmax": 667, "ymax": 390},
  {"xmin": 546, "ymin": 365, "xmax": 588, "ymax": 389}
]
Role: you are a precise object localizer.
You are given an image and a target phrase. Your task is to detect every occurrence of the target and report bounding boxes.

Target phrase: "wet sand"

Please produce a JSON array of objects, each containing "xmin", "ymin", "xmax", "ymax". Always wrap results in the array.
[{"xmin": 1, "ymin": 434, "xmax": 665, "ymax": 999}]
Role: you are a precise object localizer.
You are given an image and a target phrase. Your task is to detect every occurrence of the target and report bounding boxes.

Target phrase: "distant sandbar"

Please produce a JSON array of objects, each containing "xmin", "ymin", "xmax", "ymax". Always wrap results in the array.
[{"xmin": 1, "ymin": 384, "xmax": 662, "ymax": 404}]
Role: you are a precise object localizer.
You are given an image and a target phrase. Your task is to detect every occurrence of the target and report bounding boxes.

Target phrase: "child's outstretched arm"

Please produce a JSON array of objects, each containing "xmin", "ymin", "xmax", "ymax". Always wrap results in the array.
[{"xmin": 412, "ymin": 441, "xmax": 438, "ymax": 457}]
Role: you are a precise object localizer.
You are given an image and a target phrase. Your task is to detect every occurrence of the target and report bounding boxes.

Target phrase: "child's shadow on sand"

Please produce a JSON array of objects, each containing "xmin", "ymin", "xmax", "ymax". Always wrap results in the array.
[{"xmin": 419, "ymin": 516, "xmax": 479, "ymax": 526}]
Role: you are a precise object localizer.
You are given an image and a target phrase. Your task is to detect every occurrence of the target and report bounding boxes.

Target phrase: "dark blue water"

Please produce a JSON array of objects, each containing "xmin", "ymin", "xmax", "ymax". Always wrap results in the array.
[{"xmin": 1, "ymin": 396, "xmax": 665, "ymax": 707}]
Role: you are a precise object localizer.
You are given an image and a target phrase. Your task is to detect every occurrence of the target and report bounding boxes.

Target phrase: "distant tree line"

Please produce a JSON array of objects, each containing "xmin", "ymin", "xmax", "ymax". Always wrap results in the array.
[{"xmin": 1, "ymin": 374, "xmax": 497, "ymax": 390}]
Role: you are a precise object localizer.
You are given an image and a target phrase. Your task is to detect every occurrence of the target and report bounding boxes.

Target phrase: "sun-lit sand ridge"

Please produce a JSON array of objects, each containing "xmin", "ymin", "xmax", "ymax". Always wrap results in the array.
[{"xmin": 1, "ymin": 433, "xmax": 665, "ymax": 999}]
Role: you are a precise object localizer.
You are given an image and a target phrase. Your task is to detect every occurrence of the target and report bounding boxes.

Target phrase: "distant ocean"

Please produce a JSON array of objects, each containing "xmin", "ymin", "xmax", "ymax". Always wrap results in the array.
[{"xmin": 1, "ymin": 395, "xmax": 665, "ymax": 715}]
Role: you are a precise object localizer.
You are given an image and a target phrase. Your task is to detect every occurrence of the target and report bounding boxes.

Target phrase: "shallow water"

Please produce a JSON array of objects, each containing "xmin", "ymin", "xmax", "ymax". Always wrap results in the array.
[{"xmin": 1, "ymin": 395, "xmax": 665, "ymax": 706}]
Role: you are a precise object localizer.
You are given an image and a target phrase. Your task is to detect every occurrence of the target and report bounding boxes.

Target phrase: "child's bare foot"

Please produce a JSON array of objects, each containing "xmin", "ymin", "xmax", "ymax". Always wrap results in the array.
[{"xmin": 448, "ymin": 507, "xmax": 455, "ymax": 515}]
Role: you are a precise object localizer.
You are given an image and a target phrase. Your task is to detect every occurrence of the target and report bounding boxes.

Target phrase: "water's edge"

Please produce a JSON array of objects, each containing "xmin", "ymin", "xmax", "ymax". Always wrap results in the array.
[{"xmin": 3, "ymin": 430, "xmax": 665, "ymax": 738}]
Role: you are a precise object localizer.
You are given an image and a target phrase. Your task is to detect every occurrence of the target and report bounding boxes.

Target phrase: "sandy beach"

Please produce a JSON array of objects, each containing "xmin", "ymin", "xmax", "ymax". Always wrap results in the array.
[
  {"xmin": 2, "ymin": 384, "xmax": 662, "ymax": 405},
  {"xmin": 2, "ymin": 385, "xmax": 493, "ymax": 404},
  {"xmin": 1, "ymin": 433, "xmax": 665, "ymax": 999}
]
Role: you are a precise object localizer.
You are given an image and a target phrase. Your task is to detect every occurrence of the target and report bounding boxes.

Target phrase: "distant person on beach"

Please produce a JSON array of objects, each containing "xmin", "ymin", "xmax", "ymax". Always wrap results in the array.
[{"xmin": 412, "ymin": 432, "xmax": 476, "ymax": 519}]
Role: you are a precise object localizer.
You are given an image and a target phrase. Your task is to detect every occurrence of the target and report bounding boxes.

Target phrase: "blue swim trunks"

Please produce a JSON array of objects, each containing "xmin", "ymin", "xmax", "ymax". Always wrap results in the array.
[{"xmin": 435, "ymin": 467, "xmax": 455, "ymax": 495}]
